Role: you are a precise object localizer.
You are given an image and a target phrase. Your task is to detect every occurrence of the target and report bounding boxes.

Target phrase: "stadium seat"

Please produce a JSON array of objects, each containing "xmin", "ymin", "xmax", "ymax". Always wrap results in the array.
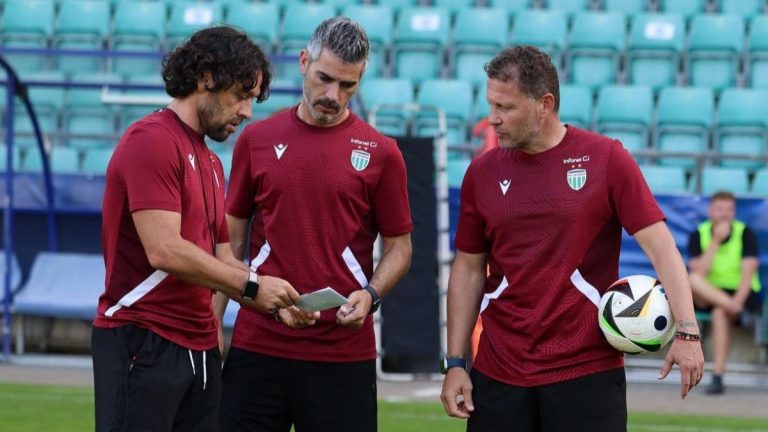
[
  {"xmin": 655, "ymin": 87, "xmax": 714, "ymax": 168},
  {"xmin": 473, "ymin": 84, "xmax": 489, "ymax": 123},
  {"xmin": 393, "ymin": 7, "xmax": 451, "ymax": 84},
  {"xmin": 558, "ymin": 85, "xmax": 593, "ymax": 129},
  {"xmin": 719, "ymin": 0, "xmax": 762, "ymax": 20},
  {"xmin": 447, "ymin": 157, "xmax": 472, "ymax": 188},
  {"xmin": 604, "ymin": 0, "xmax": 647, "ymax": 15},
  {"xmin": 11, "ymin": 72, "xmax": 65, "ymax": 148},
  {"xmin": 251, "ymin": 79, "xmax": 302, "ymax": 121},
  {"xmin": 278, "ymin": 4, "xmax": 337, "ymax": 81},
  {"xmin": 343, "ymin": 5, "xmax": 394, "ymax": 78},
  {"xmin": 510, "ymin": 10, "xmax": 568, "ymax": 72},
  {"xmin": 0, "ymin": 0, "xmax": 56, "ymax": 73},
  {"xmin": 54, "ymin": 0, "xmax": 110, "ymax": 74},
  {"xmin": 715, "ymin": 88, "xmax": 768, "ymax": 169},
  {"xmin": 433, "ymin": 0, "xmax": 476, "ymax": 17},
  {"xmin": 452, "ymin": 8, "xmax": 508, "ymax": 88},
  {"xmin": 217, "ymin": 149, "xmax": 233, "ymax": 179},
  {"xmin": 120, "ymin": 74, "xmax": 170, "ymax": 131},
  {"xmin": 65, "ymin": 73, "xmax": 121, "ymax": 150},
  {"xmin": 81, "ymin": 147, "xmax": 114, "ymax": 175},
  {"xmin": 751, "ymin": 168, "xmax": 768, "ymax": 196},
  {"xmin": 21, "ymin": 146, "xmax": 80, "ymax": 174},
  {"xmin": 13, "ymin": 252, "xmax": 106, "ymax": 354},
  {"xmin": 596, "ymin": 85, "xmax": 654, "ymax": 155},
  {"xmin": 0, "ymin": 146, "xmax": 24, "ymax": 173},
  {"xmin": 567, "ymin": 12, "xmax": 626, "ymax": 88},
  {"xmin": 659, "ymin": 0, "xmax": 707, "ymax": 21},
  {"xmin": 414, "ymin": 79, "xmax": 474, "ymax": 147},
  {"xmin": 748, "ymin": 16, "xmax": 768, "ymax": 88},
  {"xmin": 687, "ymin": 14, "xmax": 744, "ymax": 91},
  {"xmin": 627, "ymin": 13, "xmax": 685, "ymax": 89},
  {"xmin": 488, "ymin": 0, "xmax": 530, "ymax": 12},
  {"xmin": 640, "ymin": 164, "xmax": 688, "ymax": 194},
  {"xmin": 224, "ymin": 2, "xmax": 279, "ymax": 52},
  {"xmin": 167, "ymin": 2, "xmax": 224, "ymax": 48},
  {"xmin": 360, "ymin": 78, "xmax": 414, "ymax": 136},
  {"xmin": 700, "ymin": 166, "xmax": 750, "ymax": 195},
  {"xmin": 543, "ymin": 0, "xmax": 591, "ymax": 18},
  {"xmin": 112, "ymin": 1, "xmax": 166, "ymax": 76}
]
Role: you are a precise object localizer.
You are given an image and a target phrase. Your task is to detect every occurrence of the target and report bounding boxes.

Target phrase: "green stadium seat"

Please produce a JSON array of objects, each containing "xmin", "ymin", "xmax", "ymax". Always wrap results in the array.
[
  {"xmin": 119, "ymin": 74, "xmax": 169, "ymax": 131},
  {"xmin": 54, "ymin": 0, "xmax": 110, "ymax": 74},
  {"xmin": 558, "ymin": 85, "xmax": 593, "ymax": 129},
  {"xmin": 701, "ymin": 166, "xmax": 749, "ymax": 195},
  {"xmin": 167, "ymin": 2, "xmax": 224, "ymax": 48},
  {"xmin": 374, "ymin": 0, "xmax": 415, "ymax": 14},
  {"xmin": 414, "ymin": 79, "xmax": 474, "ymax": 146},
  {"xmin": 488, "ymin": 0, "xmax": 530, "ymax": 11},
  {"xmin": 687, "ymin": 14, "xmax": 744, "ymax": 91},
  {"xmin": 543, "ymin": 0, "xmax": 591, "ymax": 17},
  {"xmin": 21, "ymin": 147, "xmax": 80, "ymax": 174},
  {"xmin": 568, "ymin": 12, "xmax": 626, "ymax": 88},
  {"xmin": 224, "ymin": 2, "xmax": 279, "ymax": 51},
  {"xmin": 751, "ymin": 168, "xmax": 768, "ymax": 196},
  {"xmin": 0, "ymin": 0, "xmax": 55, "ymax": 72},
  {"xmin": 81, "ymin": 147, "xmax": 114, "ymax": 176},
  {"xmin": 452, "ymin": 8, "xmax": 508, "ymax": 88},
  {"xmin": 360, "ymin": 78, "xmax": 414, "ymax": 136},
  {"xmin": 659, "ymin": 0, "xmax": 707, "ymax": 21},
  {"xmin": 65, "ymin": 73, "xmax": 121, "ymax": 149},
  {"xmin": 715, "ymin": 88, "xmax": 768, "ymax": 169},
  {"xmin": 510, "ymin": 10, "xmax": 568, "ymax": 72},
  {"xmin": 251, "ymin": 79, "xmax": 301, "ymax": 121},
  {"xmin": 640, "ymin": 164, "xmax": 688, "ymax": 194},
  {"xmin": 473, "ymin": 84, "xmax": 489, "ymax": 121},
  {"xmin": 10, "ymin": 72, "xmax": 65, "ymax": 148},
  {"xmin": 343, "ymin": 5, "xmax": 394, "ymax": 78},
  {"xmin": 433, "ymin": 0, "xmax": 476, "ymax": 17},
  {"xmin": 719, "ymin": 0, "xmax": 763, "ymax": 20},
  {"xmin": 604, "ymin": 0, "xmax": 647, "ymax": 15},
  {"xmin": 748, "ymin": 16, "xmax": 768, "ymax": 88},
  {"xmin": 627, "ymin": 13, "xmax": 685, "ymax": 89},
  {"xmin": 655, "ymin": 87, "xmax": 714, "ymax": 168},
  {"xmin": 112, "ymin": 1, "xmax": 166, "ymax": 76},
  {"xmin": 447, "ymin": 157, "xmax": 472, "ymax": 188},
  {"xmin": 596, "ymin": 85, "xmax": 653, "ymax": 155},
  {"xmin": 394, "ymin": 7, "xmax": 451, "ymax": 85},
  {"xmin": 278, "ymin": 4, "xmax": 336, "ymax": 81}
]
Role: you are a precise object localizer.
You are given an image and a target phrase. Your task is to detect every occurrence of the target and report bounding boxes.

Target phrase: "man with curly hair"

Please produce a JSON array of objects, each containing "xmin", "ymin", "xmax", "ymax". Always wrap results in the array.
[{"xmin": 91, "ymin": 26, "xmax": 302, "ymax": 432}]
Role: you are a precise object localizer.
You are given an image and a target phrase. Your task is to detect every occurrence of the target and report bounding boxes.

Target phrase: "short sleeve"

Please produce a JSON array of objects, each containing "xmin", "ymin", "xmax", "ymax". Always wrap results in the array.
[
  {"xmin": 373, "ymin": 139, "xmax": 413, "ymax": 237},
  {"xmin": 225, "ymin": 129, "xmax": 256, "ymax": 219},
  {"xmin": 607, "ymin": 143, "xmax": 665, "ymax": 235},
  {"xmin": 120, "ymin": 124, "xmax": 182, "ymax": 213},
  {"xmin": 688, "ymin": 231, "xmax": 702, "ymax": 258},
  {"xmin": 454, "ymin": 161, "xmax": 488, "ymax": 254},
  {"xmin": 743, "ymin": 227, "xmax": 759, "ymax": 257}
]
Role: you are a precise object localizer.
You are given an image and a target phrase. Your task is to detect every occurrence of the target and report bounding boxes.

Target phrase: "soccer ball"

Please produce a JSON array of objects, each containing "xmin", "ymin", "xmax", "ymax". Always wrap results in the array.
[{"xmin": 597, "ymin": 275, "xmax": 675, "ymax": 354}]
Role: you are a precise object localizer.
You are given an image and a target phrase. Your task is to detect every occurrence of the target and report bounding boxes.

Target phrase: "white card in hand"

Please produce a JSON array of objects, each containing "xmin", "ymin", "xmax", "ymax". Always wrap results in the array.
[{"xmin": 296, "ymin": 287, "xmax": 349, "ymax": 312}]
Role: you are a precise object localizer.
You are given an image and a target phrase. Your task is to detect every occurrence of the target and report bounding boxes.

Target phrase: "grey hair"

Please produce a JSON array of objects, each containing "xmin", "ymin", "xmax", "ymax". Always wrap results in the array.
[{"xmin": 306, "ymin": 16, "xmax": 369, "ymax": 64}]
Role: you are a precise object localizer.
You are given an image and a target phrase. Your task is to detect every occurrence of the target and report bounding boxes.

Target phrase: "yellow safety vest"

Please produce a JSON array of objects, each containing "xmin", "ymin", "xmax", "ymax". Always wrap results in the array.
[{"xmin": 698, "ymin": 220, "xmax": 761, "ymax": 292}]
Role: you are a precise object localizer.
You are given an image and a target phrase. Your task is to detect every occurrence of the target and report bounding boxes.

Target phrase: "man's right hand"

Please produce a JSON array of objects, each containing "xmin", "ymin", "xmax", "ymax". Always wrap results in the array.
[
  {"xmin": 712, "ymin": 222, "xmax": 731, "ymax": 243},
  {"xmin": 244, "ymin": 275, "xmax": 300, "ymax": 313},
  {"xmin": 440, "ymin": 368, "xmax": 475, "ymax": 419}
]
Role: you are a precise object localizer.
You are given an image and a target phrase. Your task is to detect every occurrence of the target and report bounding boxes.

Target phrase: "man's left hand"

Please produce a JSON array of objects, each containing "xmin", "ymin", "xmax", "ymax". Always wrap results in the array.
[
  {"xmin": 658, "ymin": 338, "xmax": 705, "ymax": 399},
  {"xmin": 335, "ymin": 289, "xmax": 372, "ymax": 329}
]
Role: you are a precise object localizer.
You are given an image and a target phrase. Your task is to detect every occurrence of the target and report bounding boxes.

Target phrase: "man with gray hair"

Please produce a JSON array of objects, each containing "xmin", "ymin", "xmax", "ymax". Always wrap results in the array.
[{"xmin": 217, "ymin": 17, "xmax": 413, "ymax": 432}]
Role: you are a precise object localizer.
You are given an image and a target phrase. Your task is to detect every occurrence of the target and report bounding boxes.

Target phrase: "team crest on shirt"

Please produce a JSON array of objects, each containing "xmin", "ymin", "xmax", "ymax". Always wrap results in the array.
[
  {"xmin": 567, "ymin": 168, "xmax": 587, "ymax": 190},
  {"xmin": 351, "ymin": 149, "xmax": 371, "ymax": 171}
]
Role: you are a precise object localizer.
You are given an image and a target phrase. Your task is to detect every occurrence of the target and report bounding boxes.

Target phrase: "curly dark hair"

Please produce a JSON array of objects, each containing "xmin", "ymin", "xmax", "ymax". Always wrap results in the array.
[
  {"xmin": 484, "ymin": 45, "xmax": 560, "ymax": 112},
  {"xmin": 162, "ymin": 26, "xmax": 272, "ymax": 102}
]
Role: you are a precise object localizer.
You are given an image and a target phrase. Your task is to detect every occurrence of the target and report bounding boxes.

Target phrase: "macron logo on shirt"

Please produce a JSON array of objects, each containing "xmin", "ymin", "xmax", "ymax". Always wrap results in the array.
[
  {"xmin": 274, "ymin": 143, "xmax": 287, "ymax": 160},
  {"xmin": 188, "ymin": 154, "xmax": 196, "ymax": 170},
  {"xmin": 499, "ymin": 179, "xmax": 511, "ymax": 196}
]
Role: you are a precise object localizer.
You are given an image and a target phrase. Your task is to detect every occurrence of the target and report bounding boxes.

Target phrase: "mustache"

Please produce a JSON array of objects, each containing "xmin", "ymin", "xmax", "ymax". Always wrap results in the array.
[{"xmin": 314, "ymin": 98, "xmax": 340, "ymax": 110}]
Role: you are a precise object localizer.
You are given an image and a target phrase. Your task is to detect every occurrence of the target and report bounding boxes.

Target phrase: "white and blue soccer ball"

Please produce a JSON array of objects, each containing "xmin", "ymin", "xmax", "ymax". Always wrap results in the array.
[{"xmin": 597, "ymin": 275, "xmax": 676, "ymax": 354}]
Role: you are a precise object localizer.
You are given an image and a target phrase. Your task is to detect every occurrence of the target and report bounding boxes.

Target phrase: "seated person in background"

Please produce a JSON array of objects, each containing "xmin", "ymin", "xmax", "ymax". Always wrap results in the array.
[{"xmin": 688, "ymin": 190, "xmax": 762, "ymax": 395}]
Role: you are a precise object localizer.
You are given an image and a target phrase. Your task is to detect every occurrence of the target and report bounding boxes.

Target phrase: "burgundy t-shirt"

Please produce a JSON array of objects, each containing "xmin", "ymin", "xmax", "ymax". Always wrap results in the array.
[
  {"xmin": 455, "ymin": 126, "xmax": 665, "ymax": 386},
  {"xmin": 226, "ymin": 106, "xmax": 413, "ymax": 361},
  {"xmin": 94, "ymin": 109, "xmax": 229, "ymax": 351}
]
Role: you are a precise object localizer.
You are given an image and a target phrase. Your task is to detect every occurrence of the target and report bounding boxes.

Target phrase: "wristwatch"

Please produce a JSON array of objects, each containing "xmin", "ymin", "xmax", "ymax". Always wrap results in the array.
[
  {"xmin": 242, "ymin": 272, "xmax": 259, "ymax": 300},
  {"xmin": 440, "ymin": 357, "xmax": 467, "ymax": 374},
  {"xmin": 363, "ymin": 285, "xmax": 381, "ymax": 314}
]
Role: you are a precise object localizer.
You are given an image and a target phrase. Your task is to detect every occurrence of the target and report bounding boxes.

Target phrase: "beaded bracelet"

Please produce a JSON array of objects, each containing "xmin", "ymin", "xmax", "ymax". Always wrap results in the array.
[{"xmin": 675, "ymin": 331, "xmax": 702, "ymax": 342}]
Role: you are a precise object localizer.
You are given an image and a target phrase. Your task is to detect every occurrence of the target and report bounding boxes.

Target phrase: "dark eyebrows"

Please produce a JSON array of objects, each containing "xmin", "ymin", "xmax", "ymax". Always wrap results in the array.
[{"xmin": 316, "ymin": 70, "xmax": 358, "ymax": 88}]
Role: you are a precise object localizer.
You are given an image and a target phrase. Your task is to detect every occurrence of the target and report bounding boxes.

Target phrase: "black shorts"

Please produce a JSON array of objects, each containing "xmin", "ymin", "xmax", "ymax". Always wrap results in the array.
[
  {"xmin": 467, "ymin": 367, "xmax": 627, "ymax": 432},
  {"xmin": 695, "ymin": 289, "xmax": 762, "ymax": 314},
  {"xmin": 92, "ymin": 325, "xmax": 221, "ymax": 432},
  {"xmin": 219, "ymin": 348, "xmax": 377, "ymax": 432}
]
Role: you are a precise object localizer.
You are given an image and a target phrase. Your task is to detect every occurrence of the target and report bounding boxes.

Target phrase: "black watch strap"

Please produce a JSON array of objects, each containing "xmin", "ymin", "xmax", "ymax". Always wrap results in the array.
[
  {"xmin": 242, "ymin": 272, "xmax": 259, "ymax": 300},
  {"xmin": 440, "ymin": 357, "xmax": 467, "ymax": 374},
  {"xmin": 363, "ymin": 285, "xmax": 381, "ymax": 314}
]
